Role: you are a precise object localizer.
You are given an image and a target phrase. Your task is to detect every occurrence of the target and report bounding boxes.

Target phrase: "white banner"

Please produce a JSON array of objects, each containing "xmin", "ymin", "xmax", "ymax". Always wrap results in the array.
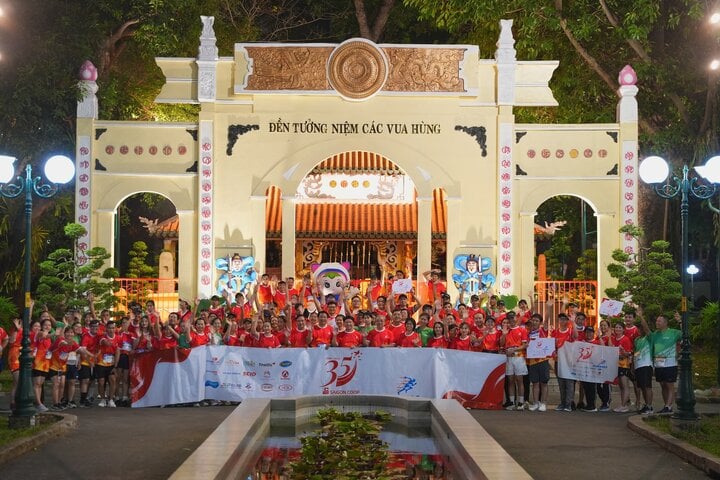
[
  {"xmin": 557, "ymin": 341, "xmax": 619, "ymax": 383},
  {"xmin": 131, "ymin": 347, "xmax": 506, "ymax": 409},
  {"xmin": 526, "ymin": 338, "xmax": 555, "ymax": 359}
]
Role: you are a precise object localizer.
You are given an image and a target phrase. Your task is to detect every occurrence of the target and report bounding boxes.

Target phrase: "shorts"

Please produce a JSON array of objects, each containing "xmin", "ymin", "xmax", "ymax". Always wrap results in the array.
[
  {"xmin": 32, "ymin": 369, "xmax": 49, "ymax": 379},
  {"xmin": 78, "ymin": 365, "xmax": 93, "ymax": 380},
  {"xmin": 506, "ymin": 356, "xmax": 528, "ymax": 376},
  {"xmin": 94, "ymin": 365, "xmax": 115, "ymax": 380},
  {"xmin": 655, "ymin": 366, "xmax": 678, "ymax": 383},
  {"xmin": 117, "ymin": 354, "xmax": 130, "ymax": 370},
  {"xmin": 48, "ymin": 369, "xmax": 64, "ymax": 379},
  {"xmin": 627, "ymin": 367, "xmax": 636, "ymax": 383},
  {"xmin": 66, "ymin": 364, "xmax": 79, "ymax": 380},
  {"xmin": 618, "ymin": 367, "xmax": 630, "ymax": 378},
  {"xmin": 528, "ymin": 361, "xmax": 550, "ymax": 384},
  {"xmin": 634, "ymin": 365, "xmax": 653, "ymax": 389}
]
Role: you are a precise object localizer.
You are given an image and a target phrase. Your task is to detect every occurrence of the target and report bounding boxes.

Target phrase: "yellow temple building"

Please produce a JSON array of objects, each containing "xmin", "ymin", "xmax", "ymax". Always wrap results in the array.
[{"xmin": 75, "ymin": 17, "xmax": 639, "ymax": 304}]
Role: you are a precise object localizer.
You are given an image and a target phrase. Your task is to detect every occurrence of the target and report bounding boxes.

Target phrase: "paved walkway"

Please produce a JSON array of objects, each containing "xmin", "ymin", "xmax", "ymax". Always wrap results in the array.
[{"xmin": 0, "ymin": 384, "xmax": 718, "ymax": 479}]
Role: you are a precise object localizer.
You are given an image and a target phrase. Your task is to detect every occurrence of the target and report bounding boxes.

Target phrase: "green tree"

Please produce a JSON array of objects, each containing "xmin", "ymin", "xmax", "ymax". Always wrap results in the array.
[
  {"xmin": 575, "ymin": 248, "xmax": 598, "ymax": 280},
  {"xmin": 605, "ymin": 225, "xmax": 681, "ymax": 321},
  {"xmin": 126, "ymin": 241, "xmax": 156, "ymax": 278},
  {"xmin": 35, "ymin": 223, "xmax": 119, "ymax": 315}
]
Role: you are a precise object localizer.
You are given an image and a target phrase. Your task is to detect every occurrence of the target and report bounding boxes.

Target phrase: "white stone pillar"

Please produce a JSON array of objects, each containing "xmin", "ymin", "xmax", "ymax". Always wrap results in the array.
[
  {"xmin": 76, "ymin": 60, "xmax": 98, "ymax": 266},
  {"xmin": 281, "ymin": 196, "xmax": 296, "ymax": 278},
  {"xmin": 617, "ymin": 65, "xmax": 639, "ymax": 259}
]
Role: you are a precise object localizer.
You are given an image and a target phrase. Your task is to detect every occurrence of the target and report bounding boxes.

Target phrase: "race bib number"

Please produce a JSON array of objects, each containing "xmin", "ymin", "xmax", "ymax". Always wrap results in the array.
[
  {"xmin": 654, "ymin": 357, "xmax": 666, "ymax": 368},
  {"xmin": 67, "ymin": 352, "xmax": 77, "ymax": 364},
  {"xmin": 59, "ymin": 352, "xmax": 69, "ymax": 361},
  {"xmin": 45, "ymin": 350, "xmax": 53, "ymax": 359},
  {"xmin": 122, "ymin": 342, "xmax": 132, "ymax": 351},
  {"xmin": 102, "ymin": 354, "xmax": 115, "ymax": 365}
]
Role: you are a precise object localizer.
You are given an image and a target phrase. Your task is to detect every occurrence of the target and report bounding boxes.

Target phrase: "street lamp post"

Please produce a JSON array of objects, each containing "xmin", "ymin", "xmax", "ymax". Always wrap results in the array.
[
  {"xmin": 0, "ymin": 154, "xmax": 75, "ymax": 427},
  {"xmin": 639, "ymin": 155, "xmax": 720, "ymax": 421}
]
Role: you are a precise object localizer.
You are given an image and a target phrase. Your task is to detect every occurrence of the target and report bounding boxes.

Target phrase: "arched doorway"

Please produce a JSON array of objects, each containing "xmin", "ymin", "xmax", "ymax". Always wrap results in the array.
[
  {"xmin": 115, "ymin": 192, "xmax": 179, "ymax": 318},
  {"xmin": 533, "ymin": 195, "xmax": 598, "ymax": 326}
]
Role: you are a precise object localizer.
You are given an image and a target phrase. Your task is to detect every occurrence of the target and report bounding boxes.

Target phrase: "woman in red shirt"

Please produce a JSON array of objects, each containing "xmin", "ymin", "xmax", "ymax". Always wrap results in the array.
[
  {"xmin": 427, "ymin": 322, "xmax": 448, "ymax": 348},
  {"xmin": 189, "ymin": 318, "xmax": 210, "ymax": 347},
  {"xmin": 335, "ymin": 317, "xmax": 363, "ymax": 348},
  {"xmin": 32, "ymin": 319, "xmax": 54, "ymax": 412},
  {"xmin": 480, "ymin": 317, "xmax": 501, "ymax": 353},
  {"xmin": 252, "ymin": 320, "xmax": 281, "ymax": 348},
  {"xmin": 396, "ymin": 319, "xmax": 421, "ymax": 348},
  {"xmin": 133, "ymin": 316, "xmax": 154, "ymax": 352},
  {"xmin": 449, "ymin": 322, "xmax": 473, "ymax": 351}
]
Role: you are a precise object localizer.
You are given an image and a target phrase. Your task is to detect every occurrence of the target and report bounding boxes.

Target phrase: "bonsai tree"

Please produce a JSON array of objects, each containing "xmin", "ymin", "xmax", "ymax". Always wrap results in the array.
[
  {"xmin": 35, "ymin": 223, "xmax": 119, "ymax": 315},
  {"xmin": 605, "ymin": 225, "xmax": 681, "ymax": 322},
  {"xmin": 126, "ymin": 240, "xmax": 155, "ymax": 278}
]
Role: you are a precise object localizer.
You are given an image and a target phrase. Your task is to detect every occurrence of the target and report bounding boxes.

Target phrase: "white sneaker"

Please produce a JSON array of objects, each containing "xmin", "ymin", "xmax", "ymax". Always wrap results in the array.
[
  {"xmin": 36, "ymin": 404, "xmax": 49, "ymax": 413},
  {"xmin": 538, "ymin": 402, "xmax": 547, "ymax": 412},
  {"xmin": 505, "ymin": 404, "xmax": 515, "ymax": 411},
  {"xmin": 528, "ymin": 402, "xmax": 539, "ymax": 411},
  {"xmin": 98, "ymin": 399, "xmax": 107, "ymax": 407},
  {"xmin": 108, "ymin": 399, "xmax": 116, "ymax": 408},
  {"xmin": 516, "ymin": 402, "xmax": 526, "ymax": 411}
]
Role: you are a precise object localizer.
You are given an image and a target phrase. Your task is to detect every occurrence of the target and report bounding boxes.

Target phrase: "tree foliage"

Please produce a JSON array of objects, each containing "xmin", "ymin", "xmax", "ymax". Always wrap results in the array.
[
  {"xmin": 605, "ymin": 225, "xmax": 681, "ymax": 321},
  {"xmin": 691, "ymin": 301, "xmax": 719, "ymax": 345},
  {"xmin": 126, "ymin": 241, "xmax": 156, "ymax": 278},
  {"xmin": 288, "ymin": 408, "xmax": 401, "ymax": 479},
  {"xmin": 35, "ymin": 223, "xmax": 119, "ymax": 316}
]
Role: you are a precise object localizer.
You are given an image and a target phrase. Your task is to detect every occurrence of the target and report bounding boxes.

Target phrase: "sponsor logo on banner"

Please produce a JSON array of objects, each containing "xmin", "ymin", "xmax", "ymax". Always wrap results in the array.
[
  {"xmin": 279, "ymin": 384, "xmax": 293, "ymax": 392},
  {"xmin": 243, "ymin": 360, "xmax": 255, "ymax": 367},
  {"xmin": 207, "ymin": 357, "xmax": 221, "ymax": 365},
  {"xmin": 397, "ymin": 376, "xmax": 417, "ymax": 394},
  {"xmin": 243, "ymin": 371, "xmax": 256, "ymax": 377},
  {"xmin": 279, "ymin": 360, "xmax": 292, "ymax": 367},
  {"xmin": 322, "ymin": 350, "xmax": 362, "ymax": 388},
  {"xmin": 263, "ymin": 370, "xmax": 271, "ymax": 378},
  {"xmin": 259, "ymin": 362, "xmax": 275, "ymax": 367},
  {"xmin": 244, "ymin": 383, "xmax": 254, "ymax": 391},
  {"xmin": 261, "ymin": 384, "xmax": 273, "ymax": 392},
  {"xmin": 225, "ymin": 359, "xmax": 241, "ymax": 366},
  {"xmin": 205, "ymin": 380, "xmax": 219, "ymax": 388},
  {"xmin": 281, "ymin": 370, "xmax": 290, "ymax": 380}
]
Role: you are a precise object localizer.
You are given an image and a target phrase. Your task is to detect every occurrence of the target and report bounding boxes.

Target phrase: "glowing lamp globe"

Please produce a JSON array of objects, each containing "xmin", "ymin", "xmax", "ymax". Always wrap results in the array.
[
  {"xmin": 639, "ymin": 156, "xmax": 670, "ymax": 184},
  {"xmin": 694, "ymin": 156, "xmax": 720, "ymax": 184},
  {"xmin": 0, "ymin": 155, "xmax": 17, "ymax": 184},
  {"xmin": 44, "ymin": 155, "xmax": 75, "ymax": 184}
]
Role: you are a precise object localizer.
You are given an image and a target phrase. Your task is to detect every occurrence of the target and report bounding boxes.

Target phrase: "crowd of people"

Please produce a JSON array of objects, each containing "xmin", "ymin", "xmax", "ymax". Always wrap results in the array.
[{"xmin": 0, "ymin": 269, "xmax": 682, "ymax": 415}]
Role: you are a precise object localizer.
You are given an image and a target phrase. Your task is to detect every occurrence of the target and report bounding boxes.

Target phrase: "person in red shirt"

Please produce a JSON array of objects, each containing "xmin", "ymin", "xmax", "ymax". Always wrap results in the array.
[
  {"xmin": 273, "ymin": 281, "xmax": 289, "ymax": 312},
  {"xmin": 438, "ymin": 301, "xmax": 460, "ymax": 325},
  {"xmin": 48, "ymin": 326, "xmax": 80, "ymax": 410},
  {"xmin": 480, "ymin": 317, "xmax": 501, "ymax": 353},
  {"xmin": 515, "ymin": 299, "xmax": 532, "ymax": 325},
  {"xmin": 255, "ymin": 274, "xmax": 274, "ymax": 310},
  {"xmin": 289, "ymin": 314, "xmax": 312, "ymax": 348},
  {"xmin": 396, "ymin": 319, "xmax": 421, "ymax": 348},
  {"xmin": 622, "ymin": 310, "xmax": 642, "ymax": 407},
  {"xmin": 189, "ymin": 318, "xmax": 210, "ymax": 347},
  {"xmin": 550, "ymin": 313, "xmax": 577, "ymax": 411},
  {"xmin": 95, "ymin": 321, "xmax": 121, "ymax": 407},
  {"xmin": 373, "ymin": 295, "xmax": 390, "ymax": 322},
  {"xmin": 178, "ymin": 299, "xmax": 193, "ymax": 323},
  {"xmin": 365, "ymin": 277, "xmax": 384, "ymax": 309},
  {"xmin": 32, "ymin": 319, "xmax": 54, "ymax": 412},
  {"xmin": 208, "ymin": 295, "xmax": 226, "ymax": 322},
  {"xmin": 77, "ymin": 320, "xmax": 100, "ymax": 407},
  {"xmin": 387, "ymin": 310, "xmax": 406, "ymax": 344},
  {"xmin": 133, "ymin": 316, "xmax": 154, "ymax": 352},
  {"xmin": 116, "ymin": 316, "xmax": 136, "ymax": 406},
  {"xmin": 153, "ymin": 323, "xmax": 179, "ymax": 350},
  {"xmin": 310, "ymin": 311, "xmax": 334, "ymax": 348},
  {"xmin": 365, "ymin": 315, "xmax": 395, "ymax": 347},
  {"xmin": 500, "ymin": 311, "xmax": 529, "ymax": 410},
  {"xmin": 145, "ymin": 300, "xmax": 160, "ymax": 326},
  {"xmin": 469, "ymin": 312, "xmax": 485, "ymax": 339},
  {"xmin": 611, "ymin": 322, "xmax": 634, "ymax": 412},
  {"xmin": 251, "ymin": 320, "xmax": 281, "ymax": 348},
  {"xmin": 422, "ymin": 269, "xmax": 446, "ymax": 304},
  {"xmin": 335, "ymin": 317, "xmax": 364, "ymax": 348},
  {"xmin": 466, "ymin": 295, "xmax": 485, "ymax": 322},
  {"xmin": 427, "ymin": 322, "xmax": 448, "ymax": 348},
  {"xmin": 449, "ymin": 322, "xmax": 474, "ymax": 351}
]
